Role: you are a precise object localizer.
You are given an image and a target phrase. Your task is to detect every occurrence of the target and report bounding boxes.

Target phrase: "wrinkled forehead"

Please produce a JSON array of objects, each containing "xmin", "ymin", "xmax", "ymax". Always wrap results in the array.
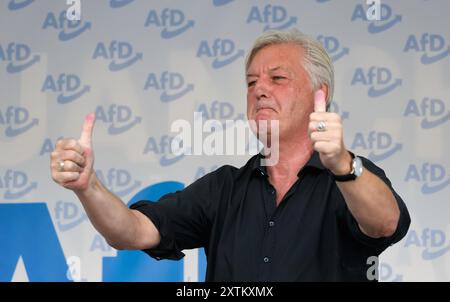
[{"xmin": 246, "ymin": 43, "xmax": 305, "ymax": 72}]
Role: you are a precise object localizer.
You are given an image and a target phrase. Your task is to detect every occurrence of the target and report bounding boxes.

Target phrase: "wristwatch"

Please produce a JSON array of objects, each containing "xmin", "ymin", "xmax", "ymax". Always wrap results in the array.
[{"xmin": 331, "ymin": 152, "xmax": 363, "ymax": 182}]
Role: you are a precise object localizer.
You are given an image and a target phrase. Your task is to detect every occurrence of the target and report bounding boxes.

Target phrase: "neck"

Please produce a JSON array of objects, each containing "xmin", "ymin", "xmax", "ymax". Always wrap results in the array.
[{"xmin": 265, "ymin": 130, "xmax": 314, "ymax": 180}]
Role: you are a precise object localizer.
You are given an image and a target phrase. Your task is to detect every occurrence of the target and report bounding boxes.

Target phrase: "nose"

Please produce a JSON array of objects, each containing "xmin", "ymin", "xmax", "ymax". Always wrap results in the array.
[{"xmin": 254, "ymin": 79, "xmax": 271, "ymax": 101}]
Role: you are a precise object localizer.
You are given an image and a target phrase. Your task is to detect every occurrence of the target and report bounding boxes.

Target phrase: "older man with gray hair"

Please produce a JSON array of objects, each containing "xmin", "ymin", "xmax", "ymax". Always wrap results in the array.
[{"xmin": 51, "ymin": 29, "xmax": 410, "ymax": 281}]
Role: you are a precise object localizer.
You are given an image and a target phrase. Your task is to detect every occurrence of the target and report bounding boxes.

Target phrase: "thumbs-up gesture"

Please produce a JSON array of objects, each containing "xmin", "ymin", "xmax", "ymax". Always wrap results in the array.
[
  {"xmin": 309, "ymin": 90, "xmax": 352, "ymax": 175},
  {"xmin": 51, "ymin": 113, "xmax": 96, "ymax": 192}
]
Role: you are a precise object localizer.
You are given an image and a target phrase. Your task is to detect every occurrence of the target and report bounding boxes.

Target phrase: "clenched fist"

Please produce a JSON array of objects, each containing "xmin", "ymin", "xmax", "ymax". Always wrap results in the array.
[{"xmin": 50, "ymin": 113, "xmax": 96, "ymax": 192}]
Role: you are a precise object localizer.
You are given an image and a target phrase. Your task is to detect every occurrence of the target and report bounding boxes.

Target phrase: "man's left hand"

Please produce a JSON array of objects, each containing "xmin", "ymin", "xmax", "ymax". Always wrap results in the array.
[{"xmin": 308, "ymin": 90, "xmax": 352, "ymax": 175}]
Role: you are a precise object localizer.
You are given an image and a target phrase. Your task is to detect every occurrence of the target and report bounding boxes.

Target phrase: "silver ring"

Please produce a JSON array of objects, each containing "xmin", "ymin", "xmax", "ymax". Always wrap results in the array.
[
  {"xmin": 316, "ymin": 121, "xmax": 327, "ymax": 132},
  {"xmin": 58, "ymin": 160, "xmax": 65, "ymax": 172}
]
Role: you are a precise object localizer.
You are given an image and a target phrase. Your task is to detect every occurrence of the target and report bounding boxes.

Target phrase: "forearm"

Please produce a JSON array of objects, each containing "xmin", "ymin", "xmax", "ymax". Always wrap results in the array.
[
  {"xmin": 74, "ymin": 173, "xmax": 139, "ymax": 249},
  {"xmin": 336, "ymin": 169, "xmax": 400, "ymax": 238}
]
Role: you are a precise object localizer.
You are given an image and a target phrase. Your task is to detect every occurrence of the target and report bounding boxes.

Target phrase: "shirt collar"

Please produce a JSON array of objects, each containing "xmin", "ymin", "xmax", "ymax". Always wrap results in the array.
[{"xmin": 252, "ymin": 151, "xmax": 326, "ymax": 177}]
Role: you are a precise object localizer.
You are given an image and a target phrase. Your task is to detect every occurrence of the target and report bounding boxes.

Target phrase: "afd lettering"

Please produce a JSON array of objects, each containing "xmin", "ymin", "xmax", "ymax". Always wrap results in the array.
[
  {"xmin": 96, "ymin": 168, "xmax": 141, "ymax": 197},
  {"xmin": 42, "ymin": 10, "xmax": 91, "ymax": 41},
  {"xmin": 197, "ymin": 39, "xmax": 244, "ymax": 69},
  {"xmin": 95, "ymin": 105, "xmax": 142, "ymax": 135},
  {"xmin": 328, "ymin": 102, "xmax": 350, "ymax": 120},
  {"xmin": 404, "ymin": 98, "xmax": 450, "ymax": 129},
  {"xmin": 213, "ymin": 0, "xmax": 234, "ymax": 6},
  {"xmin": 351, "ymin": 131, "xmax": 402, "ymax": 162},
  {"xmin": 55, "ymin": 201, "xmax": 87, "ymax": 232},
  {"xmin": 7, "ymin": 0, "xmax": 34, "ymax": 10},
  {"xmin": 197, "ymin": 101, "xmax": 245, "ymax": 121},
  {"xmin": 404, "ymin": 163, "xmax": 450, "ymax": 194},
  {"xmin": 246, "ymin": 5, "xmax": 297, "ymax": 31},
  {"xmin": 0, "ymin": 203, "xmax": 70, "ymax": 282},
  {"xmin": 0, "ymin": 43, "xmax": 40, "ymax": 73},
  {"xmin": 404, "ymin": 33, "xmax": 450, "ymax": 65},
  {"xmin": 351, "ymin": 67, "xmax": 402, "ymax": 97},
  {"xmin": 92, "ymin": 41, "xmax": 143, "ymax": 71},
  {"xmin": 351, "ymin": 3, "xmax": 402, "ymax": 33},
  {"xmin": 144, "ymin": 72, "xmax": 194, "ymax": 102},
  {"xmin": 405, "ymin": 229, "xmax": 450, "ymax": 260},
  {"xmin": 143, "ymin": 136, "xmax": 185, "ymax": 166},
  {"xmin": 40, "ymin": 137, "xmax": 63, "ymax": 156},
  {"xmin": 109, "ymin": 0, "xmax": 135, "ymax": 8},
  {"xmin": 42, "ymin": 74, "xmax": 90, "ymax": 104},
  {"xmin": 144, "ymin": 8, "xmax": 194, "ymax": 39},
  {"xmin": 317, "ymin": 35, "xmax": 349, "ymax": 62},
  {"xmin": 0, "ymin": 106, "xmax": 39, "ymax": 137},
  {"xmin": 0, "ymin": 170, "xmax": 37, "ymax": 199}
]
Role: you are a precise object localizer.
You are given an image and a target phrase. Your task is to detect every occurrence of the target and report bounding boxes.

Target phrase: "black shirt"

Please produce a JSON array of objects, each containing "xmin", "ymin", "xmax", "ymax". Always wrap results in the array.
[{"xmin": 130, "ymin": 152, "xmax": 410, "ymax": 281}]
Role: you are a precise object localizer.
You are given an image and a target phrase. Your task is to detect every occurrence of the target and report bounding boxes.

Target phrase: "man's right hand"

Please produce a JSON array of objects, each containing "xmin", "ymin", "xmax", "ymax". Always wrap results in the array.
[{"xmin": 51, "ymin": 113, "xmax": 96, "ymax": 192}]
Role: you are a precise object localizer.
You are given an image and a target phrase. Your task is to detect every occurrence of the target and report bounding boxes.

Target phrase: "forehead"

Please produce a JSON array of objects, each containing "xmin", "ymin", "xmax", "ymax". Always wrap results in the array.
[{"xmin": 247, "ymin": 43, "xmax": 304, "ymax": 71}]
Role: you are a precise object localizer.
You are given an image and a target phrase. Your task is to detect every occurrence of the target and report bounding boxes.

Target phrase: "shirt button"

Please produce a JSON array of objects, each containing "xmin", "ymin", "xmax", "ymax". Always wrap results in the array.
[
  {"xmin": 270, "ymin": 189, "xmax": 275, "ymax": 195},
  {"xmin": 263, "ymin": 257, "xmax": 270, "ymax": 263},
  {"xmin": 269, "ymin": 221, "xmax": 275, "ymax": 227}
]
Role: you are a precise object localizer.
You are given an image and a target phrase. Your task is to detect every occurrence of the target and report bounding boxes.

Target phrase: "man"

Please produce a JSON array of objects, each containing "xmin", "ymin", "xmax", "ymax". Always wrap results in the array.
[{"xmin": 50, "ymin": 29, "xmax": 410, "ymax": 281}]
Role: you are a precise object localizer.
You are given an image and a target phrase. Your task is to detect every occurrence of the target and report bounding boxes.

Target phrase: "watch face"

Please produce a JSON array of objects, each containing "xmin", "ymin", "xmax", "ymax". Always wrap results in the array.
[{"xmin": 354, "ymin": 157, "xmax": 363, "ymax": 177}]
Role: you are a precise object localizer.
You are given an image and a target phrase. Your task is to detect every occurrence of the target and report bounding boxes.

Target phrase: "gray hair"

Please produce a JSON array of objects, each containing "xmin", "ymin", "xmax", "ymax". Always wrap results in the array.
[{"xmin": 245, "ymin": 29, "xmax": 334, "ymax": 110}]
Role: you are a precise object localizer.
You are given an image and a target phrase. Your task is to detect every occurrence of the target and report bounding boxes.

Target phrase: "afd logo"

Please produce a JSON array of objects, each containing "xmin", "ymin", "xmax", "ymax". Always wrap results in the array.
[
  {"xmin": 109, "ymin": 0, "xmax": 135, "ymax": 8},
  {"xmin": 246, "ymin": 5, "xmax": 297, "ymax": 31},
  {"xmin": 405, "ymin": 163, "xmax": 450, "ymax": 194},
  {"xmin": 196, "ymin": 101, "xmax": 245, "ymax": 124},
  {"xmin": 143, "ymin": 135, "xmax": 185, "ymax": 166},
  {"xmin": 0, "ymin": 170, "xmax": 37, "ymax": 200},
  {"xmin": 351, "ymin": 3, "xmax": 401, "ymax": 33},
  {"xmin": 0, "ymin": 106, "xmax": 39, "ymax": 137},
  {"xmin": 92, "ymin": 41, "xmax": 143, "ymax": 72},
  {"xmin": 194, "ymin": 165, "xmax": 219, "ymax": 181},
  {"xmin": 41, "ymin": 74, "xmax": 90, "ymax": 104},
  {"xmin": 213, "ymin": 0, "xmax": 234, "ymax": 6},
  {"xmin": 96, "ymin": 168, "xmax": 142, "ymax": 198},
  {"xmin": 404, "ymin": 98, "xmax": 449, "ymax": 129},
  {"xmin": 197, "ymin": 39, "xmax": 244, "ymax": 69},
  {"xmin": 144, "ymin": 71, "xmax": 194, "ymax": 103},
  {"xmin": 351, "ymin": 67, "xmax": 402, "ymax": 97},
  {"xmin": 405, "ymin": 228, "xmax": 450, "ymax": 260},
  {"xmin": 404, "ymin": 33, "xmax": 450, "ymax": 65},
  {"xmin": 7, "ymin": 0, "xmax": 34, "ymax": 10},
  {"xmin": 328, "ymin": 101, "xmax": 350, "ymax": 121},
  {"xmin": 95, "ymin": 105, "xmax": 141, "ymax": 135},
  {"xmin": 54, "ymin": 201, "xmax": 87, "ymax": 232},
  {"xmin": 42, "ymin": 10, "xmax": 91, "ymax": 42},
  {"xmin": 144, "ymin": 8, "xmax": 194, "ymax": 39},
  {"xmin": 351, "ymin": 131, "xmax": 402, "ymax": 162},
  {"xmin": 0, "ymin": 43, "xmax": 40, "ymax": 74},
  {"xmin": 317, "ymin": 35, "xmax": 349, "ymax": 62},
  {"xmin": 40, "ymin": 137, "xmax": 62, "ymax": 156}
]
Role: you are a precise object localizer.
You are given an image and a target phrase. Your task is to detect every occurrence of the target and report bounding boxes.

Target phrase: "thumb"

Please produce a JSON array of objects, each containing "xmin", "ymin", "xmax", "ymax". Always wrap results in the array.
[
  {"xmin": 79, "ymin": 113, "xmax": 96, "ymax": 147},
  {"xmin": 314, "ymin": 90, "xmax": 327, "ymax": 113}
]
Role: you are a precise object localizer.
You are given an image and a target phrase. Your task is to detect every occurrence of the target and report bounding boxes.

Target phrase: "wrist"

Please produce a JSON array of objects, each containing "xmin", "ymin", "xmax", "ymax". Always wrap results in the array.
[{"xmin": 330, "ymin": 151, "xmax": 353, "ymax": 176}]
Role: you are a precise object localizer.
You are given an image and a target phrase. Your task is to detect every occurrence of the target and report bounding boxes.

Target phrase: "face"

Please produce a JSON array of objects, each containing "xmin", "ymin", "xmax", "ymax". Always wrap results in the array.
[{"xmin": 246, "ymin": 43, "xmax": 314, "ymax": 140}]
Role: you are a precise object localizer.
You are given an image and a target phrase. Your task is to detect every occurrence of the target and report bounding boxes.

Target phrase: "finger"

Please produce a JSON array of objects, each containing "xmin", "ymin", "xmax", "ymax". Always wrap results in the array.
[
  {"xmin": 59, "ymin": 150, "xmax": 86, "ymax": 167},
  {"xmin": 52, "ymin": 160, "xmax": 82, "ymax": 173},
  {"xmin": 55, "ymin": 139, "xmax": 84, "ymax": 154},
  {"xmin": 54, "ymin": 172, "xmax": 80, "ymax": 183},
  {"xmin": 310, "ymin": 129, "xmax": 341, "ymax": 143},
  {"xmin": 308, "ymin": 121, "xmax": 342, "ymax": 135},
  {"xmin": 79, "ymin": 113, "xmax": 96, "ymax": 147},
  {"xmin": 309, "ymin": 112, "xmax": 341, "ymax": 123},
  {"xmin": 314, "ymin": 89, "xmax": 327, "ymax": 113}
]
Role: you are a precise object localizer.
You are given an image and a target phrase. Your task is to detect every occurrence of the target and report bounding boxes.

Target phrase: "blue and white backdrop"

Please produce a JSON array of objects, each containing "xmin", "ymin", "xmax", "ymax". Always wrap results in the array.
[{"xmin": 0, "ymin": 0, "xmax": 449, "ymax": 282}]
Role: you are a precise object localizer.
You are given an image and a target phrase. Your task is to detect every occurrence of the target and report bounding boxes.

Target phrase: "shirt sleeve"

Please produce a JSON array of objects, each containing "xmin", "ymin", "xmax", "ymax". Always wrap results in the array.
[
  {"xmin": 129, "ymin": 166, "xmax": 231, "ymax": 261},
  {"xmin": 337, "ymin": 156, "xmax": 411, "ymax": 252}
]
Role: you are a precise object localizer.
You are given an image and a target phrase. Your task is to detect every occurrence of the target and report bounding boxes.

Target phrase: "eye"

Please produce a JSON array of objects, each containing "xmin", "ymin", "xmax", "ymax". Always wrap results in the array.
[
  {"xmin": 272, "ymin": 76, "xmax": 286, "ymax": 82},
  {"xmin": 247, "ymin": 80, "xmax": 256, "ymax": 88}
]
